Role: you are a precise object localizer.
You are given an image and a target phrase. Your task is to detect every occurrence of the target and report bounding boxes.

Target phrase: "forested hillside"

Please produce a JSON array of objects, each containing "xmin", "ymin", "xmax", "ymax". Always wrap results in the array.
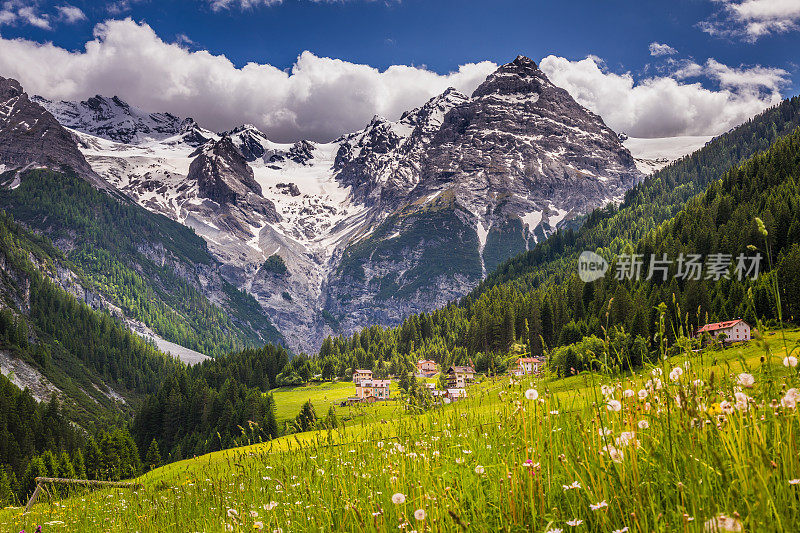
[
  {"xmin": 0, "ymin": 168, "xmax": 282, "ymax": 356},
  {"xmin": 132, "ymin": 344, "xmax": 289, "ymax": 462},
  {"xmin": 0, "ymin": 210, "xmax": 180, "ymax": 504},
  {"xmin": 478, "ymin": 94, "xmax": 800, "ymax": 294},
  {"xmin": 303, "ymin": 106, "xmax": 800, "ymax": 378}
]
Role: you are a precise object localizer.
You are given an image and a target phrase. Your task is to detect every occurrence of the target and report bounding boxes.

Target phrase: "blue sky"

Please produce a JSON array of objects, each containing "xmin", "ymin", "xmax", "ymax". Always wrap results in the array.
[{"xmin": 0, "ymin": 0, "xmax": 798, "ymax": 141}]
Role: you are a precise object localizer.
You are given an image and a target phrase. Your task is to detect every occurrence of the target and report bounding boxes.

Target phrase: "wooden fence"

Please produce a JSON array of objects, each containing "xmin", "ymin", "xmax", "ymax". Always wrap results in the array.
[{"xmin": 24, "ymin": 477, "xmax": 141, "ymax": 514}]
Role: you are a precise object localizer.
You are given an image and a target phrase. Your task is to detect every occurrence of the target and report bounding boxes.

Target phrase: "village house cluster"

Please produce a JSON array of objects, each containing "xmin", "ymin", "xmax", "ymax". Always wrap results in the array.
[{"xmin": 345, "ymin": 362, "xmax": 478, "ymax": 405}]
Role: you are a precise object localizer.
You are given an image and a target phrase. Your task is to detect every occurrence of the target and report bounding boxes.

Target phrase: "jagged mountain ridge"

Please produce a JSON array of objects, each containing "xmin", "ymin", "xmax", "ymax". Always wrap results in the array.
[
  {"xmin": 28, "ymin": 56, "xmax": 644, "ymax": 352},
  {"xmin": 32, "ymin": 93, "xmax": 186, "ymax": 145},
  {"xmin": 0, "ymin": 77, "xmax": 104, "ymax": 187},
  {"xmin": 0, "ymin": 77, "xmax": 282, "ymax": 363}
]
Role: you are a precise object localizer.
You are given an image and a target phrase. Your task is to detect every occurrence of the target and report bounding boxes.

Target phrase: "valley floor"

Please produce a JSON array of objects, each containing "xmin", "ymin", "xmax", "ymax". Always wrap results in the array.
[{"xmin": 3, "ymin": 330, "xmax": 800, "ymax": 532}]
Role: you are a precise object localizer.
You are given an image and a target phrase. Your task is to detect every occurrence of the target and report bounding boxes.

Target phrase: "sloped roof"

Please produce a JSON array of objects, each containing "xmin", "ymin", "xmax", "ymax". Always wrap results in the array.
[
  {"xmin": 448, "ymin": 366, "xmax": 475, "ymax": 374},
  {"xmin": 358, "ymin": 379, "xmax": 390, "ymax": 387},
  {"xmin": 697, "ymin": 320, "xmax": 746, "ymax": 333}
]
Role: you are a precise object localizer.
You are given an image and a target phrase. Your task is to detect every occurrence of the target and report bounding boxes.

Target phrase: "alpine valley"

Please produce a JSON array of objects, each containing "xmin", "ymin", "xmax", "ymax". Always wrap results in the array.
[{"xmin": 1, "ymin": 56, "xmax": 661, "ymax": 355}]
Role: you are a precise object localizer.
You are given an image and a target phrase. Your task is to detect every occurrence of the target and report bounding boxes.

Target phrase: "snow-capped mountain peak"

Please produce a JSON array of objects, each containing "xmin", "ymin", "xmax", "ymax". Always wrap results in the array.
[
  {"xmin": 32, "ymin": 94, "xmax": 184, "ymax": 145},
  {"xmin": 23, "ymin": 57, "xmax": 651, "ymax": 352}
]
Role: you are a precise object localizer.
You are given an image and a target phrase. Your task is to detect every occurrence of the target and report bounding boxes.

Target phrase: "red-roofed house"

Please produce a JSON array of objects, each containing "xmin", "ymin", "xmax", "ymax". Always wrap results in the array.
[
  {"xmin": 511, "ymin": 357, "xmax": 545, "ymax": 376},
  {"xmin": 696, "ymin": 320, "xmax": 751, "ymax": 344}
]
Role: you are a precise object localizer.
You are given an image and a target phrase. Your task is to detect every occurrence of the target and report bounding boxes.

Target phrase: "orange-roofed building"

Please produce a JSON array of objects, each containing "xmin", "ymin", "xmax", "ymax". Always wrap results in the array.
[
  {"xmin": 416, "ymin": 359, "xmax": 437, "ymax": 376},
  {"xmin": 511, "ymin": 357, "xmax": 545, "ymax": 376},
  {"xmin": 695, "ymin": 319, "xmax": 751, "ymax": 344}
]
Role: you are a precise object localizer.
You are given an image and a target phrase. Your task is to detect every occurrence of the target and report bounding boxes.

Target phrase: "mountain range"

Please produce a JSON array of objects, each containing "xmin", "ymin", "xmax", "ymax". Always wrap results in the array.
[{"xmin": 3, "ymin": 56, "xmax": 658, "ymax": 353}]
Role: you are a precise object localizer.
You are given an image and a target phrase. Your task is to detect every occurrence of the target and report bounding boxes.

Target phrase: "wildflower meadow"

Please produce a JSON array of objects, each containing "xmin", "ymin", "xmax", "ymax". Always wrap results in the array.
[{"xmin": 3, "ymin": 326, "xmax": 800, "ymax": 532}]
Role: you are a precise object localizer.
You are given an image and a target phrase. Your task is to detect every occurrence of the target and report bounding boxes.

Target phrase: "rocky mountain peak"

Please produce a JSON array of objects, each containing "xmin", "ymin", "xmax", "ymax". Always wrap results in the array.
[
  {"xmin": 33, "ymin": 93, "xmax": 184, "ymax": 144},
  {"xmin": 188, "ymin": 136, "xmax": 277, "ymax": 219},
  {"xmin": 226, "ymin": 123, "xmax": 274, "ymax": 162},
  {"xmin": 402, "ymin": 87, "xmax": 469, "ymax": 134},
  {"xmin": 0, "ymin": 76, "xmax": 102, "ymax": 185},
  {"xmin": 472, "ymin": 55, "xmax": 549, "ymax": 99},
  {"xmin": 0, "ymin": 77, "xmax": 24, "ymax": 99},
  {"xmin": 512, "ymin": 55, "xmax": 538, "ymax": 69}
]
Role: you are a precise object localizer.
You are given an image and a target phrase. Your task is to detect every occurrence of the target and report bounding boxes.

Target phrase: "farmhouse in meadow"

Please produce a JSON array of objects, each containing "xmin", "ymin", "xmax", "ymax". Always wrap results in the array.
[
  {"xmin": 353, "ymin": 369, "xmax": 373, "ymax": 385},
  {"xmin": 695, "ymin": 319, "xmax": 751, "ymax": 344},
  {"xmin": 445, "ymin": 388, "xmax": 467, "ymax": 401},
  {"xmin": 356, "ymin": 379, "xmax": 391, "ymax": 401},
  {"xmin": 511, "ymin": 356, "xmax": 545, "ymax": 376},
  {"xmin": 447, "ymin": 366, "xmax": 476, "ymax": 388},
  {"xmin": 416, "ymin": 359, "xmax": 437, "ymax": 377}
]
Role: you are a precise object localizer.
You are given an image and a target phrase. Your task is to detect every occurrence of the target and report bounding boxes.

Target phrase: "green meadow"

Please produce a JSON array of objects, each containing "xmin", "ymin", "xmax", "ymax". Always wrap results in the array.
[
  {"xmin": 271, "ymin": 381, "xmax": 403, "ymax": 427},
  {"xmin": 4, "ymin": 329, "xmax": 800, "ymax": 532}
]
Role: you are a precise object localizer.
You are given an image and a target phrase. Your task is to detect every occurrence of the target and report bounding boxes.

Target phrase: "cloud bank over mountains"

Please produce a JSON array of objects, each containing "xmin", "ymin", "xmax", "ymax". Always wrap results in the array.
[
  {"xmin": 540, "ymin": 55, "xmax": 788, "ymax": 138},
  {"xmin": 0, "ymin": 18, "xmax": 790, "ymax": 141}
]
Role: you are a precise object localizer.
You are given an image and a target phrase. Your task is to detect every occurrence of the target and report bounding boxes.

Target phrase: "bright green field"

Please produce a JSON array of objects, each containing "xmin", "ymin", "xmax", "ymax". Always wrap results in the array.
[
  {"xmin": 271, "ymin": 380, "xmax": 405, "ymax": 427},
  {"xmin": 4, "ymin": 330, "xmax": 800, "ymax": 532},
  {"xmin": 272, "ymin": 375, "xmax": 442, "ymax": 426}
]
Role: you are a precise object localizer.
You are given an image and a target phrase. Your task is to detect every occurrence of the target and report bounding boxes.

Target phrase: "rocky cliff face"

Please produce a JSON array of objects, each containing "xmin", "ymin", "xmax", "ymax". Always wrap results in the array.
[
  {"xmin": 25, "ymin": 56, "xmax": 643, "ymax": 352},
  {"xmin": 0, "ymin": 77, "xmax": 102, "ymax": 185},
  {"xmin": 189, "ymin": 137, "xmax": 278, "ymax": 222},
  {"xmin": 322, "ymin": 57, "xmax": 641, "ymax": 335}
]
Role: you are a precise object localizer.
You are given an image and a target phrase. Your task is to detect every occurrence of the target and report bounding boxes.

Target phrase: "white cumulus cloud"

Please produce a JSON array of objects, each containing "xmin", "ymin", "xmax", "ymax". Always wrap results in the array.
[
  {"xmin": 649, "ymin": 42, "xmax": 677, "ymax": 56},
  {"xmin": 209, "ymin": 0, "xmax": 283, "ymax": 10},
  {"xmin": 0, "ymin": 7, "xmax": 17, "ymax": 25},
  {"xmin": 0, "ymin": 18, "xmax": 789, "ymax": 142},
  {"xmin": 208, "ymin": 0, "xmax": 376, "ymax": 11},
  {"xmin": 0, "ymin": 18, "xmax": 497, "ymax": 142},
  {"xmin": 540, "ymin": 55, "xmax": 788, "ymax": 138},
  {"xmin": 700, "ymin": 0, "xmax": 800, "ymax": 41},
  {"xmin": 56, "ymin": 5, "xmax": 87, "ymax": 24}
]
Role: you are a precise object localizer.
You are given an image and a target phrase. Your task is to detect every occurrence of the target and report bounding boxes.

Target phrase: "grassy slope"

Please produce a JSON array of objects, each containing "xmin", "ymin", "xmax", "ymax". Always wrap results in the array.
[{"xmin": 6, "ymin": 329, "xmax": 800, "ymax": 531}]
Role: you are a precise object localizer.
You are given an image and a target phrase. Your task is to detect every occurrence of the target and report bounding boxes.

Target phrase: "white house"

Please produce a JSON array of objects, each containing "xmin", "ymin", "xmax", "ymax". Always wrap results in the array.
[
  {"xmin": 447, "ymin": 366, "xmax": 475, "ymax": 388},
  {"xmin": 353, "ymin": 369, "xmax": 373, "ymax": 386},
  {"xmin": 511, "ymin": 357, "xmax": 545, "ymax": 376},
  {"xmin": 416, "ymin": 359, "xmax": 437, "ymax": 376},
  {"xmin": 696, "ymin": 319, "xmax": 751, "ymax": 344},
  {"xmin": 445, "ymin": 388, "xmax": 467, "ymax": 401}
]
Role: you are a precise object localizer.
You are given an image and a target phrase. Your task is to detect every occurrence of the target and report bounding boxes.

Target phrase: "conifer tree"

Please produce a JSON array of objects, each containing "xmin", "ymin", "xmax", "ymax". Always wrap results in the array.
[{"xmin": 145, "ymin": 439, "xmax": 162, "ymax": 471}]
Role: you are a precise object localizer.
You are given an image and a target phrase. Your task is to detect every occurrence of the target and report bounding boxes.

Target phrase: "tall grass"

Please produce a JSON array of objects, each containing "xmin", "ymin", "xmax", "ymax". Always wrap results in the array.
[{"xmin": 5, "ymin": 334, "xmax": 800, "ymax": 532}]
